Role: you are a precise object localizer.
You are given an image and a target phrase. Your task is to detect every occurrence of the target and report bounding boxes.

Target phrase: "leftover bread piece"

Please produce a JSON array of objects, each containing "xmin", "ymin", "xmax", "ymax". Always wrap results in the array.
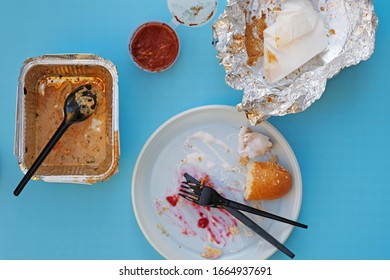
[
  {"xmin": 263, "ymin": 0, "xmax": 328, "ymax": 83},
  {"xmin": 238, "ymin": 126, "xmax": 272, "ymax": 166},
  {"xmin": 244, "ymin": 161, "xmax": 292, "ymax": 200}
]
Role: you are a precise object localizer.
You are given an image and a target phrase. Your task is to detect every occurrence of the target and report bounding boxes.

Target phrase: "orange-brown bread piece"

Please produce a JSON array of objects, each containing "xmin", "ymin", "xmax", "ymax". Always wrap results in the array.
[{"xmin": 244, "ymin": 161, "xmax": 292, "ymax": 200}]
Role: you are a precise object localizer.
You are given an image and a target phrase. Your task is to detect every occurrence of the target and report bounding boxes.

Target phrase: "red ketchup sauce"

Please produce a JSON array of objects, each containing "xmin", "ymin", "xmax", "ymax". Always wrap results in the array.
[
  {"xmin": 130, "ymin": 22, "xmax": 180, "ymax": 72},
  {"xmin": 198, "ymin": 217, "xmax": 209, "ymax": 228},
  {"xmin": 166, "ymin": 194, "xmax": 179, "ymax": 207}
]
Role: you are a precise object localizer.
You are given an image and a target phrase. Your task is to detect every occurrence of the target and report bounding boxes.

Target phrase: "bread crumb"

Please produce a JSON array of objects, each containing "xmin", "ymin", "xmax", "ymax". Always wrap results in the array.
[
  {"xmin": 229, "ymin": 226, "xmax": 240, "ymax": 235},
  {"xmin": 328, "ymin": 28, "xmax": 336, "ymax": 36},
  {"xmin": 155, "ymin": 199, "xmax": 169, "ymax": 215},
  {"xmin": 239, "ymin": 155, "xmax": 249, "ymax": 166},
  {"xmin": 201, "ymin": 245, "xmax": 222, "ymax": 259},
  {"xmin": 269, "ymin": 154, "xmax": 278, "ymax": 163},
  {"xmin": 157, "ymin": 224, "xmax": 169, "ymax": 236}
]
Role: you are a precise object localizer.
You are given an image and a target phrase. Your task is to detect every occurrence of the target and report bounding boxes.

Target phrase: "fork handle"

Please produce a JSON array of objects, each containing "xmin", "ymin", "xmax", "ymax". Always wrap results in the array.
[
  {"xmin": 223, "ymin": 206, "xmax": 295, "ymax": 259},
  {"xmin": 224, "ymin": 199, "xmax": 308, "ymax": 229}
]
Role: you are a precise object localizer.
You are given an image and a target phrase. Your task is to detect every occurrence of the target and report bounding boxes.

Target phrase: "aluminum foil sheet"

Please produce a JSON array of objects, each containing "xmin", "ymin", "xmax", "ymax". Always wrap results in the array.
[{"xmin": 212, "ymin": 0, "xmax": 378, "ymax": 124}]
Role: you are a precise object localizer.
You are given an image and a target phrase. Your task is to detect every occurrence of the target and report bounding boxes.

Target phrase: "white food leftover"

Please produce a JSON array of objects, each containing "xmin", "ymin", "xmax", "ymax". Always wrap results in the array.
[
  {"xmin": 263, "ymin": 0, "xmax": 328, "ymax": 83},
  {"xmin": 238, "ymin": 126, "xmax": 272, "ymax": 166}
]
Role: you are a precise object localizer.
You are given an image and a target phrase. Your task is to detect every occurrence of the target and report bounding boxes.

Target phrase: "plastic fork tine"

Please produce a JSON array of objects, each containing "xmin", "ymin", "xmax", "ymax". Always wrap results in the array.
[
  {"xmin": 180, "ymin": 183, "xmax": 191, "ymax": 190},
  {"xmin": 178, "ymin": 193, "xmax": 199, "ymax": 203},
  {"xmin": 181, "ymin": 180, "xmax": 201, "ymax": 190},
  {"xmin": 180, "ymin": 183, "xmax": 201, "ymax": 195},
  {"xmin": 179, "ymin": 185, "xmax": 200, "ymax": 199},
  {"xmin": 179, "ymin": 187, "xmax": 198, "ymax": 197},
  {"xmin": 183, "ymin": 173, "xmax": 201, "ymax": 185},
  {"xmin": 181, "ymin": 181, "xmax": 199, "ymax": 189}
]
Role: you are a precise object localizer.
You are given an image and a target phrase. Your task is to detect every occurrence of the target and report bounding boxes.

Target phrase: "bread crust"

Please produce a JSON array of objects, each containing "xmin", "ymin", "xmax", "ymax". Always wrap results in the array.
[{"xmin": 244, "ymin": 161, "xmax": 292, "ymax": 200}]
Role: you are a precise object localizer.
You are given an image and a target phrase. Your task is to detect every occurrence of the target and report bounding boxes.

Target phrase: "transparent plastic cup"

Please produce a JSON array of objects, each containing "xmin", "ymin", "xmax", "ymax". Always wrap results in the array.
[
  {"xmin": 168, "ymin": 0, "xmax": 218, "ymax": 27},
  {"xmin": 129, "ymin": 21, "xmax": 180, "ymax": 73}
]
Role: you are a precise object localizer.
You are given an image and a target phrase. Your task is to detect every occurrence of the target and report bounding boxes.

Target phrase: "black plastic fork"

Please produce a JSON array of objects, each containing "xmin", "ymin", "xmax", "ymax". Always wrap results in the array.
[
  {"xmin": 179, "ymin": 173, "xmax": 308, "ymax": 259},
  {"xmin": 180, "ymin": 173, "xmax": 308, "ymax": 229}
]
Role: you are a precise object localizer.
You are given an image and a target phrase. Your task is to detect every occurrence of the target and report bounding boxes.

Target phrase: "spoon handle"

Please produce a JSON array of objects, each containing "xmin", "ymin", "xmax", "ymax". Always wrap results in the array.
[{"xmin": 13, "ymin": 121, "xmax": 70, "ymax": 196}]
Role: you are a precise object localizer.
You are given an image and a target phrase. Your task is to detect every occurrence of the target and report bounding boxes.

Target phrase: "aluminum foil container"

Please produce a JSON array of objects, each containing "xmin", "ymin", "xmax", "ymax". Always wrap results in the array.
[
  {"xmin": 212, "ymin": 0, "xmax": 378, "ymax": 124},
  {"xmin": 14, "ymin": 54, "xmax": 120, "ymax": 184}
]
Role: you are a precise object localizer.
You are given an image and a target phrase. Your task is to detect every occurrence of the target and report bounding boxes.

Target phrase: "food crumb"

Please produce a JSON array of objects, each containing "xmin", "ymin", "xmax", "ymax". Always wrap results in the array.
[
  {"xmin": 191, "ymin": 5, "xmax": 203, "ymax": 16},
  {"xmin": 229, "ymin": 226, "xmax": 240, "ymax": 235},
  {"xmin": 269, "ymin": 154, "xmax": 278, "ymax": 163},
  {"xmin": 328, "ymin": 29, "xmax": 336, "ymax": 36},
  {"xmin": 239, "ymin": 155, "xmax": 249, "ymax": 167},
  {"xmin": 157, "ymin": 224, "xmax": 169, "ymax": 236},
  {"xmin": 201, "ymin": 245, "xmax": 222, "ymax": 259},
  {"xmin": 266, "ymin": 50, "xmax": 278, "ymax": 64}
]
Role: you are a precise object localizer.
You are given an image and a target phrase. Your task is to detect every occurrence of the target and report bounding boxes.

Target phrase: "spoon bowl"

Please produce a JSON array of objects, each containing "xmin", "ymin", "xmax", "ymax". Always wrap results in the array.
[
  {"xmin": 64, "ymin": 84, "xmax": 97, "ymax": 123},
  {"xmin": 13, "ymin": 84, "xmax": 97, "ymax": 196}
]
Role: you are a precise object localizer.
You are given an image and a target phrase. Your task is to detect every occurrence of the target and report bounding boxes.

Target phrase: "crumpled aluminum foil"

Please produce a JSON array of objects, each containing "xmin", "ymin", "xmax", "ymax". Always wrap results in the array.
[{"xmin": 212, "ymin": 0, "xmax": 378, "ymax": 125}]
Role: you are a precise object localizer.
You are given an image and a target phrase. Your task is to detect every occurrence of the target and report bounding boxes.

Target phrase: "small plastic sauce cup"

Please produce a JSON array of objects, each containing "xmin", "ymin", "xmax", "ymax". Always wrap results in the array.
[{"xmin": 129, "ymin": 22, "xmax": 180, "ymax": 72}]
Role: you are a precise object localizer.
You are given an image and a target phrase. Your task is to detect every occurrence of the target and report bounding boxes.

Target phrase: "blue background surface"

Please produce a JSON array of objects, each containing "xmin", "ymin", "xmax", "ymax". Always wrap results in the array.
[{"xmin": 0, "ymin": 0, "xmax": 388, "ymax": 260}]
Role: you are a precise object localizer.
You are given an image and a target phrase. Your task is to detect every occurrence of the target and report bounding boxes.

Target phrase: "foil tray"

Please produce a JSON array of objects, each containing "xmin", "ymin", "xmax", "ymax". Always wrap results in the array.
[{"xmin": 15, "ymin": 54, "xmax": 120, "ymax": 184}]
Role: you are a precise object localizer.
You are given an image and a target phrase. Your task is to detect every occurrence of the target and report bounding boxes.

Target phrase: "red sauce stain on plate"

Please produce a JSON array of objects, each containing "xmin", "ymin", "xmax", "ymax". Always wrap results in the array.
[
  {"xmin": 166, "ymin": 194, "xmax": 179, "ymax": 207},
  {"xmin": 155, "ymin": 170, "xmax": 241, "ymax": 247},
  {"xmin": 198, "ymin": 217, "xmax": 209, "ymax": 228}
]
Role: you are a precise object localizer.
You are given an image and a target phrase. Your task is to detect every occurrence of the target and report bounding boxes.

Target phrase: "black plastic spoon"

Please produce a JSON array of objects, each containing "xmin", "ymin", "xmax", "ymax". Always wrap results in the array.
[{"xmin": 13, "ymin": 84, "xmax": 97, "ymax": 196}]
